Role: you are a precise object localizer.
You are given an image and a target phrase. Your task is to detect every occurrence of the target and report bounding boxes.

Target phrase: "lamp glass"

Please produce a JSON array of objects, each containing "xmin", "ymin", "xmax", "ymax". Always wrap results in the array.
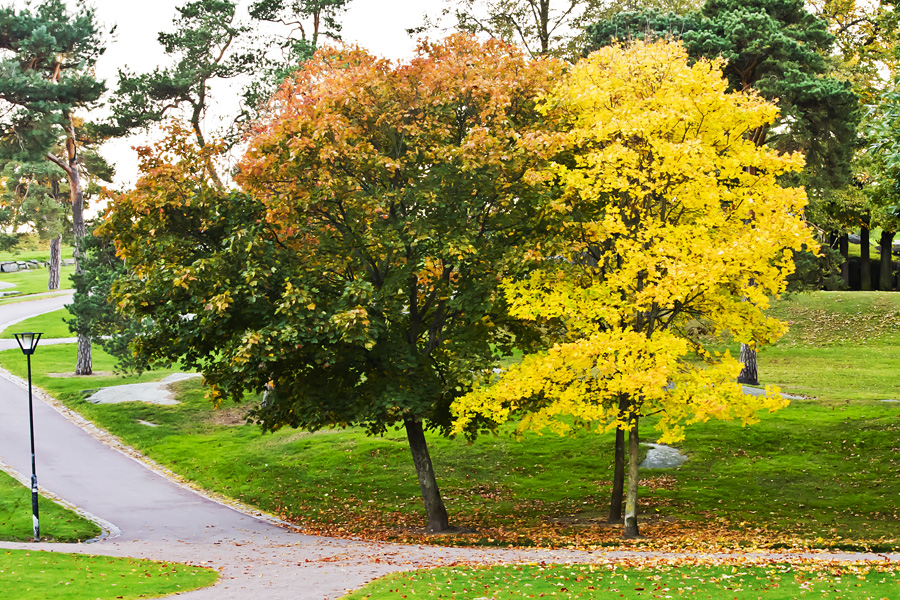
[{"xmin": 14, "ymin": 332, "xmax": 42, "ymax": 355}]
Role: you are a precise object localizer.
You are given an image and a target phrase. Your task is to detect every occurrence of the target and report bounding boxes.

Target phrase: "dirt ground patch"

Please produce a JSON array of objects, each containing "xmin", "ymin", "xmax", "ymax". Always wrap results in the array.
[
  {"xmin": 48, "ymin": 371, "xmax": 114, "ymax": 378},
  {"xmin": 207, "ymin": 405, "xmax": 254, "ymax": 426}
]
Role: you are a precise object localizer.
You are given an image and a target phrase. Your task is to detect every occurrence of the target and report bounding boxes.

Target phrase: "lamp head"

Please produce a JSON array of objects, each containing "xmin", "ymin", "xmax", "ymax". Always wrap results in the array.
[{"xmin": 13, "ymin": 332, "xmax": 42, "ymax": 356}]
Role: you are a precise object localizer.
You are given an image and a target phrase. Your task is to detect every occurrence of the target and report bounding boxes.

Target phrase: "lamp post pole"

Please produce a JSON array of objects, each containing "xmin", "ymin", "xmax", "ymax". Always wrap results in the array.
[{"xmin": 14, "ymin": 332, "xmax": 42, "ymax": 542}]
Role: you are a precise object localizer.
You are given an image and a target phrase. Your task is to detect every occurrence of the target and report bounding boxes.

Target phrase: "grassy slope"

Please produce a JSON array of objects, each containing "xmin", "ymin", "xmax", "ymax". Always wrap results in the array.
[
  {"xmin": 0, "ymin": 309, "xmax": 71, "ymax": 339},
  {"xmin": 0, "ymin": 246, "xmax": 75, "ymax": 264},
  {"xmin": 0, "ymin": 548, "xmax": 218, "ymax": 599},
  {"xmin": 345, "ymin": 563, "xmax": 900, "ymax": 600},
  {"xmin": 0, "ymin": 292, "xmax": 897, "ymax": 551},
  {"xmin": 758, "ymin": 292, "xmax": 900, "ymax": 401},
  {"xmin": 0, "ymin": 267, "xmax": 75, "ymax": 306},
  {"xmin": 0, "ymin": 470, "xmax": 100, "ymax": 542}
]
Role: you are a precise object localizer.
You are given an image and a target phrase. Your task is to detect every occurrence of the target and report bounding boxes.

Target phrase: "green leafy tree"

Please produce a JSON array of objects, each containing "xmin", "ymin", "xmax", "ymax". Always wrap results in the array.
[
  {"xmin": 103, "ymin": 37, "xmax": 566, "ymax": 533},
  {"xmin": 0, "ymin": 160, "xmax": 70, "ymax": 286},
  {"xmin": 105, "ymin": 0, "xmax": 261, "ymax": 185},
  {"xmin": 808, "ymin": 0, "xmax": 899, "ymax": 103},
  {"xmin": 65, "ymin": 220, "xmax": 153, "ymax": 369},
  {"xmin": 807, "ymin": 0, "xmax": 899, "ymax": 288},
  {"xmin": 587, "ymin": 0, "xmax": 858, "ymax": 191},
  {"xmin": 440, "ymin": 0, "xmax": 607, "ymax": 57},
  {"xmin": 866, "ymin": 82, "xmax": 900, "ymax": 290},
  {"xmin": 249, "ymin": 0, "xmax": 351, "ymax": 48},
  {"xmin": 0, "ymin": 0, "xmax": 109, "ymax": 374}
]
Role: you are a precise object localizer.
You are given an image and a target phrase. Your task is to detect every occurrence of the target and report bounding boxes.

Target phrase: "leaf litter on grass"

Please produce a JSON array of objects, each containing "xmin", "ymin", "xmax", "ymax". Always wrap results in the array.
[{"xmin": 344, "ymin": 558, "xmax": 900, "ymax": 599}]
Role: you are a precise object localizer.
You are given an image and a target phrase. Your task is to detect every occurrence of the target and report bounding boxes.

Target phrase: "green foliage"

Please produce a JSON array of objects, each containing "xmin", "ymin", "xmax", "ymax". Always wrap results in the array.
[
  {"xmin": 439, "ymin": 0, "xmax": 608, "ymax": 58},
  {"xmin": 0, "ymin": 0, "xmax": 106, "ymax": 162},
  {"xmin": 64, "ymin": 223, "xmax": 148, "ymax": 370},
  {"xmin": 430, "ymin": 0, "xmax": 702, "ymax": 60},
  {"xmin": 808, "ymin": 0, "xmax": 899, "ymax": 104},
  {"xmin": 249, "ymin": 0, "xmax": 351, "ymax": 46},
  {"xmin": 784, "ymin": 244, "xmax": 845, "ymax": 292},
  {"xmin": 867, "ymin": 80, "xmax": 900, "ymax": 231},
  {"xmin": 0, "ymin": 549, "xmax": 218, "ymax": 599},
  {"xmin": 105, "ymin": 0, "xmax": 261, "ymax": 154},
  {"xmin": 105, "ymin": 38, "xmax": 565, "ymax": 438},
  {"xmin": 0, "ymin": 160, "xmax": 70, "ymax": 245},
  {"xmin": 240, "ymin": 0, "xmax": 354, "ymax": 124},
  {"xmin": 0, "ymin": 0, "xmax": 110, "ymax": 287}
]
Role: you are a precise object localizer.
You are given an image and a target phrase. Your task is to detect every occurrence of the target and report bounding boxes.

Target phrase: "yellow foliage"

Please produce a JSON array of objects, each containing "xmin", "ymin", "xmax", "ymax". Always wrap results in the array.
[{"xmin": 453, "ymin": 40, "xmax": 814, "ymax": 441}]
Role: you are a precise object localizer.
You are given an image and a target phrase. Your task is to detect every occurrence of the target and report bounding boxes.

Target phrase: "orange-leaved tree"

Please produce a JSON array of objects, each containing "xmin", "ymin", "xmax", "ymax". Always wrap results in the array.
[
  {"xmin": 452, "ymin": 39, "xmax": 817, "ymax": 538},
  {"xmin": 108, "ymin": 35, "xmax": 566, "ymax": 534}
]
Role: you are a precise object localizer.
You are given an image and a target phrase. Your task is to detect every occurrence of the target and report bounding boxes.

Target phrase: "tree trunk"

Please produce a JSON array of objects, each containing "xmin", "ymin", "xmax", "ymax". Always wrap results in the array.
[
  {"xmin": 839, "ymin": 233, "xmax": 849, "ymax": 287},
  {"xmin": 879, "ymin": 230, "xmax": 895, "ymax": 291},
  {"xmin": 71, "ymin": 151, "xmax": 92, "ymax": 376},
  {"xmin": 737, "ymin": 343, "xmax": 758, "ymax": 385},
  {"xmin": 72, "ymin": 164, "xmax": 91, "ymax": 376},
  {"xmin": 75, "ymin": 336, "xmax": 92, "ymax": 375},
  {"xmin": 404, "ymin": 417, "xmax": 450, "ymax": 533},
  {"xmin": 860, "ymin": 215, "xmax": 872, "ymax": 291},
  {"xmin": 608, "ymin": 425, "xmax": 625, "ymax": 523},
  {"xmin": 49, "ymin": 117, "xmax": 92, "ymax": 375},
  {"xmin": 48, "ymin": 234, "xmax": 61, "ymax": 290},
  {"xmin": 608, "ymin": 395, "xmax": 628, "ymax": 523},
  {"xmin": 623, "ymin": 414, "xmax": 641, "ymax": 538}
]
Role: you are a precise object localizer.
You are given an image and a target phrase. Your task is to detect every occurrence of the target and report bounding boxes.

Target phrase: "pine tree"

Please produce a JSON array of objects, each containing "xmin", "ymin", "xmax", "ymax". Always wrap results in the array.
[{"xmin": 0, "ymin": 0, "xmax": 108, "ymax": 375}]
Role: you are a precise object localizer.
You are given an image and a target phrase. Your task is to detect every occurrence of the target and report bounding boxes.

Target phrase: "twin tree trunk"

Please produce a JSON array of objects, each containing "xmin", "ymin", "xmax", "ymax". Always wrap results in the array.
[
  {"xmin": 608, "ymin": 394, "xmax": 629, "ymax": 523},
  {"xmin": 608, "ymin": 425, "xmax": 625, "ymax": 523},
  {"xmin": 48, "ymin": 120, "xmax": 91, "ymax": 375},
  {"xmin": 48, "ymin": 235, "xmax": 61, "ymax": 290},
  {"xmin": 404, "ymin": 417, "xmax": 450, "ymax": 533},
  {"xmin": 70, "ymin": 157, "xmax": 91, "ymax": 376},
  {"xmin": 623, "ymin": 414, "xmax": 641, "ymax": 538}
]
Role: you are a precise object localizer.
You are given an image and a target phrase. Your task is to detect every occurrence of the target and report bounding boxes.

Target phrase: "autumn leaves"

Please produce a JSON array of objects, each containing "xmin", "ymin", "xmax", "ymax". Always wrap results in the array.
[{"xmin": 107, "ymin": 35, "xmax": 813, "ymax": 536}]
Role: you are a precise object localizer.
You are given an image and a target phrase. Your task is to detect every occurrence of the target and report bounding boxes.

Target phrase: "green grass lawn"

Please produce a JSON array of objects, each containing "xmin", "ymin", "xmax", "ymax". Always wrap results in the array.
[
  {"xmin": 0, "ymin": 245, "xmax": 75, "ymax": 264},
  {"xmin": 0, "ymin": 470, "xmax": 100, "ymax": 542},
  {"xmin": 345, "ymin": 562, "xmax": 900, "ymax": 599},
  {"xmin": 0, "ymin": 548, "xmax": 218, "ymax": 599},
  {"xmin": 0, "ymin": 309, "xmax": 72, "ymax": 339},
  {"xmin": 0, "ymin": 292, "xmax": 897, "ymax": 552},
  {"xmin": 757, "ymin": 292, "xmax": 900, "ymax": 401},
  {"xmin": 0, "ymin": 267, "xmax": 74, "ymax": 306}
]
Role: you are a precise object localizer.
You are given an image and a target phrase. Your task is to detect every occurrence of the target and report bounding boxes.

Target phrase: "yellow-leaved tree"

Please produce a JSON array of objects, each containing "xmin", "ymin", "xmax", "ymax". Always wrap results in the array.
[{"xmin": 452, "ymin": 40, "xmax": 817, "ymax": 538}]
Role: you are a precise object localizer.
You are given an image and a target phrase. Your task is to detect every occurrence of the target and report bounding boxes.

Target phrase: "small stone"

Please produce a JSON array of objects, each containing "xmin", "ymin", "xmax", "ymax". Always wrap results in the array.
[{"xmin": 640, "ymin": 443, "xmax": 688, "ymax": 469}]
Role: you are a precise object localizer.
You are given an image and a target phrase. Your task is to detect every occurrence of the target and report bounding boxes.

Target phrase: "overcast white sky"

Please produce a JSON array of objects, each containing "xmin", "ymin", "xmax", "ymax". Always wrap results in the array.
[{"xmin": 91, "ymin": 0, "xmax": 445, "ymax": 188}]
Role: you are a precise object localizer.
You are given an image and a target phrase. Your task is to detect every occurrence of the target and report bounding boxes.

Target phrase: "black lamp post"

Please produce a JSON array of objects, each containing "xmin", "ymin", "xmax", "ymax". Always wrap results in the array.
[{"xmin": 14, "ymin": 332, "xmax": 42, "ymax": 542}]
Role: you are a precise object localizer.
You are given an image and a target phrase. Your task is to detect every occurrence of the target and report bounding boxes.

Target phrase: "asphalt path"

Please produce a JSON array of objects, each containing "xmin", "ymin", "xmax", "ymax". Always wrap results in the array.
[
  {"xmin": 0, "ymin": 294, "xmax": 897, "ymax": 598},
  {"xmin": 0, "ymin": 290, "xmax": 74, "ymax": 330}
]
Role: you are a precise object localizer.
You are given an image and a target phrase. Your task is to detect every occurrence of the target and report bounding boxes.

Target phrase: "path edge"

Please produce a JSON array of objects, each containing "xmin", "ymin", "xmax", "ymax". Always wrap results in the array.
[{"xmin": 0, "ymin": 365, "xmax": 299, "ymax": 536}]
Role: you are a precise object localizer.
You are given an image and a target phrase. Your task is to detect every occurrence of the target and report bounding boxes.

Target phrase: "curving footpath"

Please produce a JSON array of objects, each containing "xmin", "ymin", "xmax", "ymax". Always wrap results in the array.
[{"xmin": 0, "ymin": 295, "xmax": 897, "ymax": 598}]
